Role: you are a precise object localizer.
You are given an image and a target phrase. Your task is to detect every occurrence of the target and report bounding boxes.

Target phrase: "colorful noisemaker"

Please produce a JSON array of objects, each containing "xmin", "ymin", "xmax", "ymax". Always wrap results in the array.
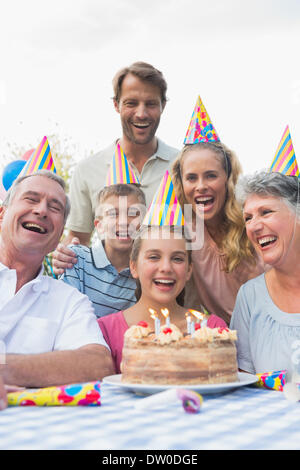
[
  {"xmin": 143, "ymin": 171, "xmax": 184, "ymax": 226},
  {"xmin": 270, "ymin": 126, "xmax": 299, "ymax": 176},
  {"xmin": 106, "ymin": 143, "xmax": 140, "ymax": 186},
  {"xmin": 19, "ymin": 136, "xmax": 56, "ymax": 176},
  {"xmin": 184, "ymin": 95, "xmax": 220, "ymax": 144},
  {"xmin": 7, "ymin": 381, "xmax": 101, "ymax": 406},
  {"xmin": 255, "ymin": 370, "xmax": 287, "ymax": 392}
]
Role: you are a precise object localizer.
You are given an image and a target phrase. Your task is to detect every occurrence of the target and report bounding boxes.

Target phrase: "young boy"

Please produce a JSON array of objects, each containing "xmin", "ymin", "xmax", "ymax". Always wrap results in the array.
[{"xmin": 62, "ymin": 184, "xmax": 146, "ymax": 318}]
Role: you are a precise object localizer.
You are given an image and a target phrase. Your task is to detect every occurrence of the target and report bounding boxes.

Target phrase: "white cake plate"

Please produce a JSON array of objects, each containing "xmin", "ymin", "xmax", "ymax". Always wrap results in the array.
[{"xmin": 102, "ymin": 372, "xmax": 258, "ymax": 395}]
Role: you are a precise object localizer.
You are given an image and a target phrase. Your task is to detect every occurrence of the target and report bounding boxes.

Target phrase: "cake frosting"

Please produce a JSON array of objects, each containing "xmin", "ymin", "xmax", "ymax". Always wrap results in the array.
[
  {"xmin": 193, "ymin": 326, "xmax": 237, "ymax": 342},
  {"xmin": 124, "ymin": 322, "xmax": 152, "ymax": 339},
  {"xmin": 156, "ymin": 324, "xmax": 183, "ymax": 345}
]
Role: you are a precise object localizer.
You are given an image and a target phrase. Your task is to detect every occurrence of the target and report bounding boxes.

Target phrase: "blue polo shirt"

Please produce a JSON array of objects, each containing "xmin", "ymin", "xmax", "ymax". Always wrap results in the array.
[{"xmin": 61, "ymin": 243, "xmax": 136, "ymax": 318}]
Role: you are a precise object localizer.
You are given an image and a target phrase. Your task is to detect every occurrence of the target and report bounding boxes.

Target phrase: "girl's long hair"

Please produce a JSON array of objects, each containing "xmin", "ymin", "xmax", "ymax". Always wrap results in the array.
[{"xmin": 172, "ymin": 142, "xmax": 256, "ymax": 272}]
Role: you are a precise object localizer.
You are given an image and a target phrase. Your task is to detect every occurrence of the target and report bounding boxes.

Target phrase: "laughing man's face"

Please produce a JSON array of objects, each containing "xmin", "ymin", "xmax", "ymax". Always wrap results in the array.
[
  {"xmin": 0, "ymin": 175, "xmax": 66, "ymax": 258},
  {"xmin": 114, "ymin": 73, "xmax": 165, "ymax": 146}
]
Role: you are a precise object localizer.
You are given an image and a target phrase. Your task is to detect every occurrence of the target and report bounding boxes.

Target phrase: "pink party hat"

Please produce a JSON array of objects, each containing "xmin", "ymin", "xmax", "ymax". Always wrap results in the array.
[
  {"xmin": 184, "ymin": 95, "xmax": 220, "ymax": 144},
  {"xmin": 19, "ymin": 136, "xmax": 56, "ymax": 176},
  {"xmin": 106, "ymin": 143, "xmax": 140, "ymax": 186},
  {"xmin": 143, "ymin": 171, "xmax": 184, "ymax": 226},
  {"xmin": 270, "ymin": 125, "xmax": 299, "ymax": 177}
]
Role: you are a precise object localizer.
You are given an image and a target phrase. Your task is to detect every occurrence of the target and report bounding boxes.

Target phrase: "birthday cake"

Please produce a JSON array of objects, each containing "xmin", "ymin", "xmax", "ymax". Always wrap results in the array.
[{"xmin": 120, "ymin": 322, "xmax": 238, "ymax": 385}]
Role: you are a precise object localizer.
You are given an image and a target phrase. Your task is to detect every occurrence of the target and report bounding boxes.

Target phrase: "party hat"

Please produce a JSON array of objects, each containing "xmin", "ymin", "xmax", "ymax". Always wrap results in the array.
[
  {"xmin": 269, "ymin": 125, "xmax": 299, "ymax": 176},
  {"xmin": 143, "ymin": 171, "xmax": 184, "ymax": 226},
  {"xmin": 106, "ymin": 143, "xmax": 140, "ymax": 186},
  {"xmin": 19, "ymin": 136, "xmax": 56, "ymax": 176},
  {"xmin": 184, "ymin": 95, "xmax": 220, "ymax": 144}
]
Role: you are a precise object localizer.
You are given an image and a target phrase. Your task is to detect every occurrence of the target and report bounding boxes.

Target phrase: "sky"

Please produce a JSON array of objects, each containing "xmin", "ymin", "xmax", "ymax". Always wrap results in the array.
[{"xmin": 0, "ymin": 0, "xmax": 300, "ymax": 175}]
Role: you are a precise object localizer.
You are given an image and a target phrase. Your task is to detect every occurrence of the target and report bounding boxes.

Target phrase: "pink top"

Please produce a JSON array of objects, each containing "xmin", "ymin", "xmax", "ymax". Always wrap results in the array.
[
  {"xmin": 98, "ymin": 310, "xmax": 228, "ymax": 374},
  {"xmin": 188, "ymin": 226, "xmax": 265, "ymax": 325}
]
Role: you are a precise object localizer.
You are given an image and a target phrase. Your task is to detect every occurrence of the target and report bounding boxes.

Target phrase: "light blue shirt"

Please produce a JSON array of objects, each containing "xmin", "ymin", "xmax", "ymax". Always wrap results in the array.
[
  {"xmin": 62, "ymin": 243, "xmax": 136, "ymax": 318},
  {"xmin": 230, "ymin": 273, "xmax": 300, "ymax": 379}
]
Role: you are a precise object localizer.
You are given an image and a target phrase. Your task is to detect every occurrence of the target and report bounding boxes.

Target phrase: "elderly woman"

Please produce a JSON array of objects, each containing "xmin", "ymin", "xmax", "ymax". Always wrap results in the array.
[{"xmin": 230, "ymin": 171, "xmax": 300, "ymax": 379}]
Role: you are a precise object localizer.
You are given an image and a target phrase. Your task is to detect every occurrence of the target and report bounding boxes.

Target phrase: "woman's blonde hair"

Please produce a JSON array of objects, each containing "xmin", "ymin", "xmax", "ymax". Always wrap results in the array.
[{"xmin": 171, "ymin": 142, "xmax": 256, "ymax": 272}]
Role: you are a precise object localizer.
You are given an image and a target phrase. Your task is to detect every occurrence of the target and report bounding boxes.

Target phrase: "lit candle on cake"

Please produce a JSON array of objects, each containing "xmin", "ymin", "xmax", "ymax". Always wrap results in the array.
[
  {"xmin": 185, "ymin": 312, "xmax": 192, "ymax": 335},
  {"xmin": 161, "ymin": 308, "xmax": 170, "ymax": 327},
  {"xmin": 189, "ymin": 309, "xmax": 204, "ymax": 321},
  {"xmin": 201, "ymin": 308, "xmax": 209, "ymax": 328},
  {"xmin": 149, "ymin": 308, "xmax": 160, "ymax": 335},
  {"xmin": 189, "ymin": 309, "xmax": 207, "ymax": 328}
]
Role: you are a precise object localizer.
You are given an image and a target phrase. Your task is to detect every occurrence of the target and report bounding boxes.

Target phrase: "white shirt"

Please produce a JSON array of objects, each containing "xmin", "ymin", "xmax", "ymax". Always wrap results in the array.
[{"xmin": 0, "ymin": 262, "xmax": 109, "ymax": 354}]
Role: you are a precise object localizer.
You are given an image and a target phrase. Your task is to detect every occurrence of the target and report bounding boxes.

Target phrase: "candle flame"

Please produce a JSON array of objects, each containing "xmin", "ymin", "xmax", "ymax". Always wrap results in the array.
[
  {"xmin": 149, "ymin": 308, "xmax": 157, "ymax": 317},
  {"xmin": 185, "ymin": 312, "xmax": 191, "ymax": 319},
  {"xmin": 189, "ymin": 309, "xmax": 204, "ymax": 320},
  {"xmin": 161, "ymin": 308, "xmax": 169, "ymax": 318},
  {"xmin": 149, "ymin": 308, "xmax": 158, "ymax": 322}
]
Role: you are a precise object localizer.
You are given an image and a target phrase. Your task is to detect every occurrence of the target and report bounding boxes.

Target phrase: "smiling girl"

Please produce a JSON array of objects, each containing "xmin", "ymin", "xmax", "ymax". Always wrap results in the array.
[
  {"xmin": 172, "ymin": 142, "xmax": 264, "ymax": 324},
  {"xmin": 98, "ymin": 225, "xmax": 227, "ymax": 373}
]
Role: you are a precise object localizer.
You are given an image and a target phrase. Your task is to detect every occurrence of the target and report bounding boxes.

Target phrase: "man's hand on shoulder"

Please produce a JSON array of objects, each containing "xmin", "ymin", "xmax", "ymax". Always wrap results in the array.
[
  {"xmin": 52, "ymin": 231, "xmax": 91, "ymax": 276},
  {"xmin": 52, "ymin": 240, "xmax": 79, "ymax": 276}
]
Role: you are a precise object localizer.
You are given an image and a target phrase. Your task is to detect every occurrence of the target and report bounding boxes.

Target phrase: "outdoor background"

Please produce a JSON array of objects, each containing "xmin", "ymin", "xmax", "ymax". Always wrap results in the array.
[{"xmin": 1, "ymin": 0, "xmax": 299, "ymax": 182}]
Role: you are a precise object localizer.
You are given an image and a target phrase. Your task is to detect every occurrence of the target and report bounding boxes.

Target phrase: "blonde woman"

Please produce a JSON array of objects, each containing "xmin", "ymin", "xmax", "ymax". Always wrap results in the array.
[{"xmin": 172, "ymin": 141, "xmax": 264, "ymax": 324}]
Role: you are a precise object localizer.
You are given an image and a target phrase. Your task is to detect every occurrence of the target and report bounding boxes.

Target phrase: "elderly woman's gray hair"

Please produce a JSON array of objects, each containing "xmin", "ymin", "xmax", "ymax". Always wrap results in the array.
[
  {"xmin": 235, "ymin": 170, "xmax": 300, "ymax": 218},
  {"xmin": 2, "ymin": 169, "xmax": 71, "ymax": 222}
]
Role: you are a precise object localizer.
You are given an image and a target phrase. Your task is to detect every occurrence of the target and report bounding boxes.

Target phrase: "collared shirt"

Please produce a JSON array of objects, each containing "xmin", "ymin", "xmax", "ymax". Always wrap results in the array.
[
  {"xmin": 0, "ymin": 262, "xmax": 108, "ymax": 354},
  {"xmin": 61, "ymin": 242, "xmax": 137, "ymax": 318},
  {"xmin": 67, "ymin": 138, "xmax": 179, "ymax": 233}
]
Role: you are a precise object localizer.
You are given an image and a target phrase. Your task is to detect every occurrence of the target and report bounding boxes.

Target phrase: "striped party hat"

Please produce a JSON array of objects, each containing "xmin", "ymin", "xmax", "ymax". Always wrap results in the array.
[
  {"xmin": 184, "ymin": 95, "xmax": 220, "ymax": 144},
  {"xmin": 269, "ymin": 126, "xmax": 299, "ymax": 177},
  {"xmin": 143, "ymin": 171, "xmax": 184, "ymax": 226},
  {"xmin": 106, "ymin": 143, "xmax": 140, "ymax": 186},
  {"xmin": 19, "ymin": 136, "xmax": 56, "ymax": 176}
]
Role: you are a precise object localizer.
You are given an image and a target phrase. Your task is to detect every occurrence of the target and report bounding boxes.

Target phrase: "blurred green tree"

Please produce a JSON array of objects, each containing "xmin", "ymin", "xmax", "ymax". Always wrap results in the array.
[{"xmin": 1, "ymin": 132, "xmax": 78, "ymax": 191}]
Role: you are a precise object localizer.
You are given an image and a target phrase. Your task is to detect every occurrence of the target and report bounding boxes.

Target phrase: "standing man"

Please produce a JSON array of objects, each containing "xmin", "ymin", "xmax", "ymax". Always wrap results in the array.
[{"xmin": 52, "ymin": 62, "xmax": 179, "ymax": 274}]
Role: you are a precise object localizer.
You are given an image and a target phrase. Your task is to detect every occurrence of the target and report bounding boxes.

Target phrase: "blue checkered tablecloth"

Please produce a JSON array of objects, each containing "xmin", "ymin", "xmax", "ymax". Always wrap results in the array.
[{"xmin": 0, "ymin": 383, "xmax": 299, "ymax": 450}]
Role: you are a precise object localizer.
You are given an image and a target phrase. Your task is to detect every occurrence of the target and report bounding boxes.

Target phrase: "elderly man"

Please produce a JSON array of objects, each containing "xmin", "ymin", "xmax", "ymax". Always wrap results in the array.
[
  {"xmin": 0, "ymin": 170, "xmax": 114, "ymax": 388},
  {"xmin": 52, "ymin": 61, "xmax": 179, "ymax": 275}
]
